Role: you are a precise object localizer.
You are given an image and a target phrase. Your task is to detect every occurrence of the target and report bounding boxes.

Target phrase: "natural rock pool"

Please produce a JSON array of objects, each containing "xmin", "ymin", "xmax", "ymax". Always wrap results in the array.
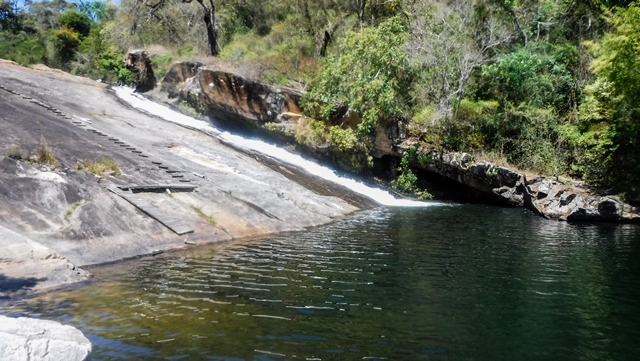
[{"xmin": 3, "ymin": 205, "xmax": 640, "ymax": 360}]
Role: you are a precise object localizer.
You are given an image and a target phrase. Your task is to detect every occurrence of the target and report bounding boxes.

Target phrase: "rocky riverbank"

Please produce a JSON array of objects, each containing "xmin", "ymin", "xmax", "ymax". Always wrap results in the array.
[
  {"xmin": 0, "ymin": 59, "xmax": 367, "ymax": 297},
  {"xmin": 155, "ymin": 60, "xmax": 640, "ymax": 222},
  {"xmin": 0, "ymin": 316, "xmax": 91, "ymax": 361}
]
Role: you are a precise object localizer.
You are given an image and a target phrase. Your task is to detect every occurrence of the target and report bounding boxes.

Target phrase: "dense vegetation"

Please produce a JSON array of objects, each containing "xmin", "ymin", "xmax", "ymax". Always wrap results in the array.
[{"xmin": 1, "ymin": 0, "xmax": 639, "ymax": 201}]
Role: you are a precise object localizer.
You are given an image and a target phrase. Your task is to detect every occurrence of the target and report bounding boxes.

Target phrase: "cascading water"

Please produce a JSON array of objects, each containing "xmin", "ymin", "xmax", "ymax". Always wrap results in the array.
[{"xmin": 113, "ymin": 87, "xmax": 438, "ymax": 207}]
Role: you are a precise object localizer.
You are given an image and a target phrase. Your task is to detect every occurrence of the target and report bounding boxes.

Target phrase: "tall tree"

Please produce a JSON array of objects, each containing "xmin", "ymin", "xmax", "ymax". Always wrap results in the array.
[{"xmin": 182, "ymin": 0, "xmax": 217, "ymax": 55}]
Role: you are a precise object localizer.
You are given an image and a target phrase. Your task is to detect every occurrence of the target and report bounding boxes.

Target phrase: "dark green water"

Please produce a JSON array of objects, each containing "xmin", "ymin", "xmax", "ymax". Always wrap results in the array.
[{"xmin": 3, "ymin": 205, "xmax": 640, "ymax": 360}]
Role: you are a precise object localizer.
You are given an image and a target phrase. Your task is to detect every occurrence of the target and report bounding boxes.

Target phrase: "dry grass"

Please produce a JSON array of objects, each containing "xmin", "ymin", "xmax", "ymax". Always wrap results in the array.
[
  {"xmin": 77, "ymin": 157, "xmax": 121, "ymax": 178},
  {"xmin": 33, "ymin": 141, "xmax": 58, "ymax": 168},
  {"xmin": 6, "ymin": 144, "xmax": 29, "ymax": 160},
  {"xmin": 65, "ymin": 201, "xmax": 82, "ymax": 219},
  {"xmin": 191, "ymin": 205, "xmax": 216, "ymax": 226}
]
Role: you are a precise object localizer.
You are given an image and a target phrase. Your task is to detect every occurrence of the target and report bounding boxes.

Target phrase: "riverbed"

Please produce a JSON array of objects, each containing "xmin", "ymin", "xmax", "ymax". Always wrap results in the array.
[{"xmin": 3, "ymin": 205, "xmax": 639, "ymax": 361}]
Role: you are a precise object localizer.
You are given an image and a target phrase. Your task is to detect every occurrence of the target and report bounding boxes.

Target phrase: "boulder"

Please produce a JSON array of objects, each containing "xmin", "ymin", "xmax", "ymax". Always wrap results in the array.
[
  {"xmin": 124, "ymin": 50, "xmax": 156, "ymax": 92},
  {"xmin": 0, "ymin": 316, "xmax": 91, "ymax": 361},
  {"xmin": 161, "ymin": 62, "xmax": 302, "ymax": 126}
]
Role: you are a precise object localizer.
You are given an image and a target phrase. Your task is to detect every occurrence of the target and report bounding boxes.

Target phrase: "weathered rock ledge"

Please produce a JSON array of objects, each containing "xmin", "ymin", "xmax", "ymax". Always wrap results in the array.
[
  {"xmin": 0, "ymin": 316, "xmax": 91, "ymax": 361},
  {"xmin": 396, "ymin": 149, "xmax": 640, "ymax": 222},
  {"xmin": 155, "ymin": 60, "xmax": 640, "ymax": 222}
]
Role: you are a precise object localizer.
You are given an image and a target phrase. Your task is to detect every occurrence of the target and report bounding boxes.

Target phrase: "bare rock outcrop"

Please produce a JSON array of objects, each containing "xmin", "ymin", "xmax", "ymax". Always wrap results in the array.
[
  {"xmin": 398, "ymin": 147, "xmax": 640, "ymax": 222},
  {"xmin": 161, "ymin": 62, "xmax": 301, "ymax": 126},
  {"xmin": 124, "ymin": 50, "xmax": 156, "ymax": 92},
  {"xmin": 0, "ymin": 316, "xmax": 91, "ymax": 361}
]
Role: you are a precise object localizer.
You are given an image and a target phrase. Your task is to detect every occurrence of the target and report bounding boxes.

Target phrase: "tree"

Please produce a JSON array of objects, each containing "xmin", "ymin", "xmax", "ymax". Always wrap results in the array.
[
  {"xmin": 58, "ymin": 9, "xmax": 91, "ymax": 37},
  {"xmin": 183, "ymin": 0, "xmax": 218, "ymax": 55},
  {"xmin": 302, "ymin": 16, "xmax": 414, "ymax": 135},
  {"xmin": 563, "ymin": 3, "xmax": 640, "ymax": 199},
  {"xmin": 77, "ymin": 0, "xmax": 108, "ymax": 22},
  {"xmin": 406, "ymin": 0, "xmax": 511, "ymax": 119},
  {"xmin": 126, "ymin": 0, "xmax": 218, "ymax": 56}
]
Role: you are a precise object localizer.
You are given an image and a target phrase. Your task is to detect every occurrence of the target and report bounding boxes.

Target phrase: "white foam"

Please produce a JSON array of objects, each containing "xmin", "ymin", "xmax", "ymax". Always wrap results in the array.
[{"xmin": 113, "ymin": 87, "xmax": 438, "ymax": 207}]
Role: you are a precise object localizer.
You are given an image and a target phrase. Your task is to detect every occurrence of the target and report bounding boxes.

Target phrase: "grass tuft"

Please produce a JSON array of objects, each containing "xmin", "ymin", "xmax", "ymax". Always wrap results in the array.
[
  {"xmin": 33, "ymin": 141, "xmax": 58, "ymax": 168},
  {"xmin": 191, "ymin": 205, "xmax": 216, "ymax": 226},
  {"xmin": 65, "ymin": 202, "xmax": 82, "ymax": 219},
  {"xmin": 77, "ymin": 157, "xmax": 122, "ymax": 178},
  {"xmin": 6, "ymin": 144, "xmax": 29, "ymax": 160}
]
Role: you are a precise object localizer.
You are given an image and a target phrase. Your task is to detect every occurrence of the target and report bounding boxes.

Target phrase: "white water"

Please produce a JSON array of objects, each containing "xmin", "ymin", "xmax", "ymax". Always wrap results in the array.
[{"xmin": 113, "ymin": 87, "xmax": 436, "ymax": 207}]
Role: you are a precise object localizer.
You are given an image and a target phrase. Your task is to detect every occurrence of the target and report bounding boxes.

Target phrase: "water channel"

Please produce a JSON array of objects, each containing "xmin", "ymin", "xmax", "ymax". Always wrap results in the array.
[{"xmin": 3, "ymin": 205, "xmax": 640, "ymax": 360}]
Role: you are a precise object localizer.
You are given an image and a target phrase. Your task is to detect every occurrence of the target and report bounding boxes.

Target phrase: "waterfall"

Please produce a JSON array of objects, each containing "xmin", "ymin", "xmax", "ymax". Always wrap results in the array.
[{"xmin": 113, "ymin": 87, "xmax": 439, "ymax": 207}]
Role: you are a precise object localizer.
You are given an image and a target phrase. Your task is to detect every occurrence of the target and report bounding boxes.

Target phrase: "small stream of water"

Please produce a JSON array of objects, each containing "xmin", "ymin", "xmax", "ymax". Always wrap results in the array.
[{"xmin": 112, "ymin": 87, "xmax": 428, "ymax": 207}]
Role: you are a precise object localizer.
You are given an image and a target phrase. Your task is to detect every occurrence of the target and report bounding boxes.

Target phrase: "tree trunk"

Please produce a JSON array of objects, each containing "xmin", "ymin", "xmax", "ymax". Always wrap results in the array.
[
  {"xmin": 319, "ymin": 30, "xmax": 331, "ymax": 57},
  {"xmin": 196, "ymin": 0, "xmax": 219, "ymax": 56},
  {"xmin": 358, "ymin": 0, "xmax": 366, "ymax": 28}
]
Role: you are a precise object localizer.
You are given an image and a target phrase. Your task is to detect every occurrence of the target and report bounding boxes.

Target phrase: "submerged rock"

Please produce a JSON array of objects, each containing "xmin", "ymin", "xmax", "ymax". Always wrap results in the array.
[{"xmin": 0, "ymin": 316, "xmax": 91, "ymax": 361}]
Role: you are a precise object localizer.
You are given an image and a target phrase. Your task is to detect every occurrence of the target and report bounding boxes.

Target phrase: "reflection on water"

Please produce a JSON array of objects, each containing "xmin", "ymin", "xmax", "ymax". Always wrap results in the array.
[{"xmin": 2, "ymin": 205, "xmax": 640, "ymax": 361}]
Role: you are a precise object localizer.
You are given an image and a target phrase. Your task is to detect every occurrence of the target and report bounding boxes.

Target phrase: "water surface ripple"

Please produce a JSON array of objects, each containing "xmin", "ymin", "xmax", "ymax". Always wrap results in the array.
[{"xmin": 3, "ymin": 206, "xmax": 640, "ymax": 360}]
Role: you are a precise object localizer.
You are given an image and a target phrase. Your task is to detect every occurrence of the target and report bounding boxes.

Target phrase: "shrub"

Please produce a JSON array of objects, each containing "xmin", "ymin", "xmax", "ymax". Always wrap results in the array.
[
  {"xmin": 328, "ymin": 126, "xmax": 358, "ymax": 152},
  {"xmin": 58, "ymin": 10, "xmax": 92, "ymax": 38},
  {"xmin": 391, "ymin": 152, "xmax": 432, "ymax": 199},
  {"xmin": 301, "ymin": 16, "xmax": 414, "ymax": 135},
  {"xmin": 150, "ymin": 53, "xmax": 173, "ymax": 79},
  {"xmin": 50, "ymin": 27, "xmax": 81, "ymax": 65}
]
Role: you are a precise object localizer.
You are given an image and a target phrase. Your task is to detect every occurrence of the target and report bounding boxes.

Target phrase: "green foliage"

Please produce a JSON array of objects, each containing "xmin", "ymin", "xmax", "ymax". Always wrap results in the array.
[
  {"xmin": 73, "ymin": 27, "xmax": 133, "ymax": 85},
  {"xmin": 150, "ymin": 53, "xmax": 173, "ymax": 79},
  {"xmin": 391, "ymin": 152, "xmax": 432, "ymax": 199},
  {"xmin": 561, "ymin": 3, "xmax": 640, "ymax": 198},
  {"xmin": 294, "ymin": 118, "xmax": 329, "ymax": 147},
  {"xmin": 301, "ymin": 16, "xmax": 414, "ymax": 135},
  {"xmin": 328, "ymin": 126, "xmax": 358, "ymax": 152},
  {"xmin": 587, "ymin": 4, "xmax": 640, "ymax": 106},
  {"xmin": 58, "ymin": 10, "xmax": 91, "ymax": 38},
  {"xmin": 471, "ymin": 43, "xmax": 578, "ymax": 174},
  {"xmin": 77, "ymin": 1, "xmax": 108, "ymax": 23},
  {"xmin": 480, "ymin": 44, "xmax": 577, "ymax": 110},
  {"xmin": 219, "ymin": 19, "xmax": 318, "ymax": 86},
  {"xmin": 0, "ymin": 0, "xmax": 47, "ymax": 64},
  {"xmin": 0, "ymin": 31, "xmax": 47, "ymax": 64},
  {"xmin": 50, "ymin": 26, "xmax": 80, "ymax": 65}
]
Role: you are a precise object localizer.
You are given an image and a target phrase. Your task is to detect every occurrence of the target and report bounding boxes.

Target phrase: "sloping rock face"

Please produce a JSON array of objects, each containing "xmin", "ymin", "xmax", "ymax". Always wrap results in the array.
[
  {"xmin": 0, "ymin": 60, "xmax": 364, "ymax": 296},
  {"xmin": 156, "ymin": 61, "xmax": 640, "ymax": 222},
  {"xmin": 0, "ymin": 316, "xmax": 91, "ymax": 361}
]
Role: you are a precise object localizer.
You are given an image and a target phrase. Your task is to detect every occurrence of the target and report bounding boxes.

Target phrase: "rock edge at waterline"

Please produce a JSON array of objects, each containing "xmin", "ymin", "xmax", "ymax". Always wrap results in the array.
[{"xmin": 0, "ymin": 316, "xmax": 91, "ymax": 361}]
